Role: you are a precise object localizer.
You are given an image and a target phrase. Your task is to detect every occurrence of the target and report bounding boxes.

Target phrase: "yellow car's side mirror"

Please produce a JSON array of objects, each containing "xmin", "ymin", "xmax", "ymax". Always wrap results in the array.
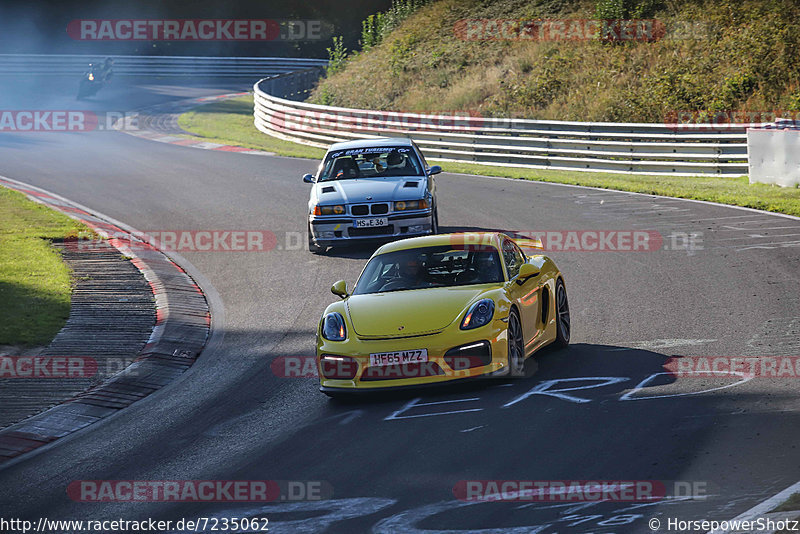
[
  {"xmin": 517, "ymin": 262, "xmax": 540, "ymax": 283},
  {"xmin": 331, "ymin": 280, "xmax": 349, "ymax": 299}
]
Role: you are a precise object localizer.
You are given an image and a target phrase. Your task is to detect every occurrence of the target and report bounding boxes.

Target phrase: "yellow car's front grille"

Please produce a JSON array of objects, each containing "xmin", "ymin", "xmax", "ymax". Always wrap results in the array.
[{"xmin": 355, "ymin": 330, "xmax": 444, "ymax": 342}]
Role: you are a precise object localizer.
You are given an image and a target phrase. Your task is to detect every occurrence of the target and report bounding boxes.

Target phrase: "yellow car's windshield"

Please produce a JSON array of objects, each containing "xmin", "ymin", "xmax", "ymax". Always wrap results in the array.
[{"xmin": 353, "ymin": 246, "xmax": 504, "ymax": 294}]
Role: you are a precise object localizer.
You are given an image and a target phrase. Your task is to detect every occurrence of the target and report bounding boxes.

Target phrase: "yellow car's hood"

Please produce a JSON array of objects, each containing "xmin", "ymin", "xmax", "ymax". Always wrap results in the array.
[{"xmin": 346, "ymin": 286, "xmax": 497, "ymax": 338}]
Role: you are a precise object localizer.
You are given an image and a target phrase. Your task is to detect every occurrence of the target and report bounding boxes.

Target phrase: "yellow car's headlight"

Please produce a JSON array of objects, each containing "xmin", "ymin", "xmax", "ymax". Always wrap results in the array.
[
  {"xmin": 314, "ymin": 205, "xmax": 346, "ymax": 216},
  {"xmin": 461, "ymin": 299, "xmax": 495, "ymax": 330},
  {"xmin": 394, "ymin": 199, "xmax": 429, "ymax": 211},
  {"xmin": 321, "ymin": 312, "xmax": 347, "ymax": 341}
]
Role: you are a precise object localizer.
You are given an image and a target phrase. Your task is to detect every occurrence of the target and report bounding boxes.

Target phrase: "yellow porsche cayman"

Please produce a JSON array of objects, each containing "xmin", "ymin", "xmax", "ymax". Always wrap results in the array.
[{"xmin": 316, "ymin": 232, "xmax": 570, "ymax": 396}]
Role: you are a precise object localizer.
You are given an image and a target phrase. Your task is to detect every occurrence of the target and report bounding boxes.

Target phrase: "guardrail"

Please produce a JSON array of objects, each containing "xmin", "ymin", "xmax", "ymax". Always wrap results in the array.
[
  {"xmin": 748, "ymin": 119, "xmax": 800, "ymax": 187},
  {"xmin": 254, "ymin": 71, "xmax": 752, "ymax": 176},
  {"xmin": 0, "ymin": 54, "xmax": 327, "ymax": 77},
  {"xmin": 254, "ymin": 68, "xmax": 325, "ymax": 101}
]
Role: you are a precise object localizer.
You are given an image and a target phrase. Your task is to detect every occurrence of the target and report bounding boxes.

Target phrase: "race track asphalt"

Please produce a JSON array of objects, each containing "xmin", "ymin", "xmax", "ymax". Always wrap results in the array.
[{"xmin": 0, "ymin": 76, "xmax": 798, "ymax": 533}]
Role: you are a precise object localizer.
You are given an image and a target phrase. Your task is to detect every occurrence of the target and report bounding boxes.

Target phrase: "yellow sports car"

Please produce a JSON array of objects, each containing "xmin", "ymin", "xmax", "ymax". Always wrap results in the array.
[{"xmin": 316, "ymin": 232, "xmax": 570, "ymax": 396}]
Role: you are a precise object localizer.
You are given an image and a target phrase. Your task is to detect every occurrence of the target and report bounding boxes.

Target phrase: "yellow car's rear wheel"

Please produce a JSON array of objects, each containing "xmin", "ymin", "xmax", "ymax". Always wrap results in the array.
[{"xmin": 554, "ymin": 279, "xmax": 570, "ymax": 348}]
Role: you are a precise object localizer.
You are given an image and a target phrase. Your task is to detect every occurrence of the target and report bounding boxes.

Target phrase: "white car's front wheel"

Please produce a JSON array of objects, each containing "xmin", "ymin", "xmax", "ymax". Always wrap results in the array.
[{"xmin": 308, "ymin": 223, "xmax": 325, "ymax": 254}]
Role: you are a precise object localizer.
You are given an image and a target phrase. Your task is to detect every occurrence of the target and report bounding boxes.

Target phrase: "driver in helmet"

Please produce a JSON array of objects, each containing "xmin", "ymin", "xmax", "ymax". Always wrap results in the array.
[{"xmin": 395, "ymin": 256, "xmax": 426, "ymax": 289}]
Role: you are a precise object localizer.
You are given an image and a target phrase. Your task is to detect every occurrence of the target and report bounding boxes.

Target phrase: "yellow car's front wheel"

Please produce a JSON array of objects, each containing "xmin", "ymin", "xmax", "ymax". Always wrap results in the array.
[{"xmin": 507, "ymin": 309, "xmax": 525, "ymax": 377}]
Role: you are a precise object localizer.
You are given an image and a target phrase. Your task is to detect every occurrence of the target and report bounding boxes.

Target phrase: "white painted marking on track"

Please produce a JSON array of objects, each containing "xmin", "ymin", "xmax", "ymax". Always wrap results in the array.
[
  {"xmin": 609, "ymin": 339, "xmax": 717, "ymax": 351},
  {"xmin": 299, "ymin": 409, "xmax": 364, "ymax": 428},
  {"xmin": 194, "ymin": 142, "xmax": 225, "ymax": 149},
  {"xmin": 720, "ymin": 225, "xmax": 800, "ymax": 231},
  {"xmin": 373, "ymin": 499, "xmax": 552, "ymax": 534},
  {"xmin": 384, "ymin": 397, "xmax": 482, "ymax": 420},
  {"xmin": 716, "ymin": 232, "xmax": 800, "ymax": 241},
  {"xmin": 619, "ymin": 371, "xmax": 753, "ymax": 401},
  {"xmin": 611, "ymin": 205, "xmax": 691, "ymax": 214},
  {"xmin": 615, "ymin": 495, "xmax": 700, "ymax": 512},
  {"xmin": 647, "ymin": 214, "xmax": 762, "ymax": 222},
  {"xmin": 503, "ymin": 377, "xmax": 629, "ymax": 407},
  {"xmin": 514, "ymin": 500, "xmax": 600, "ymax": 512},
  {"xmin": 451, "ymin": 170, "xmax": 800, "ymax": 221},
  {"xmin": 180, "ymin": 497, "xmax": 395, "ymax": 534},
  {"xmin": 736, "ymin": 240, "xmax": 800, "ymax": 250},
  {"xmin": 460, "ymin": 425, "xmax": 484, "ymax": 433}
]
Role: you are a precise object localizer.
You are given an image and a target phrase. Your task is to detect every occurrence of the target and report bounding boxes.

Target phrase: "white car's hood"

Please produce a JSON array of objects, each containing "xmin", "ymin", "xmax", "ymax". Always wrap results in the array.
[{"xmin": 314, "ymin": 177, "xmax": 425, "ymax": 204}]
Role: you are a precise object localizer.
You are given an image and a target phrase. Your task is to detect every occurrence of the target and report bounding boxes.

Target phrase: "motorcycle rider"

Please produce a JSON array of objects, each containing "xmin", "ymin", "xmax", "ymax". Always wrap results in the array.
[
  {"xmin": 78, "ymin": 58, "xmax": 113, "ymax": 99},
  {"xmin": 97, "ymin": 57, "xmax": 114, "ymax": 83}
]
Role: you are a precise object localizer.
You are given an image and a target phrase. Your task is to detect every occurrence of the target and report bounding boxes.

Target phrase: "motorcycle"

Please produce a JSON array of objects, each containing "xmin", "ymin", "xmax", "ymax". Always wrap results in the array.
[{"xmin": 77, "ymin": 62, "xmax": 112, "ymax": 100}]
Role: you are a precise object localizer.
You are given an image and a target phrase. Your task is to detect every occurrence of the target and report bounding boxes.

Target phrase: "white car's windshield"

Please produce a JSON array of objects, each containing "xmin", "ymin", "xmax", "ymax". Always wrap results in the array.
[
  {"xmin": 353, "ymin": 246, "xmax": 505, "ymax": 294},
  {"xmin": 318, "ymin": 146, "xmax": 424, "ymax": 181}
]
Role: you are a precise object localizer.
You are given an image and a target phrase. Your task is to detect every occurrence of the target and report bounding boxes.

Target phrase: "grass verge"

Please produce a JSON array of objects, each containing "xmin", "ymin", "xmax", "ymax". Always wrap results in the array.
[
  {"xmin": 177, "ymin": 95, "xmax": 800, "ymax": 217},
  {"xmin": 177, "ymin": 95, "xmax": 325, "ymax": 160},
  {"xmin": 773, "ymin": 492, "xmax": 800, "ymax": 512},
  {"xmin": 440, "ymin": 162, "xmax": 800, "ymax": 217},
  {"xmin": 0, "ymin": 186, "xmax": 92, "ymax": 346}
]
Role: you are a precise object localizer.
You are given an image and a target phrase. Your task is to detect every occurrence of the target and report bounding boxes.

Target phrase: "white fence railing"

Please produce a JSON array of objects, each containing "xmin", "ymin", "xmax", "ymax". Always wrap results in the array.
[
  {"xmin": 0, "ymin": 54, "xmax": 327, "ymax": 77},
  {"xmin": 254, "ymin": 72, "xmax": 752, "ymax": 176}
]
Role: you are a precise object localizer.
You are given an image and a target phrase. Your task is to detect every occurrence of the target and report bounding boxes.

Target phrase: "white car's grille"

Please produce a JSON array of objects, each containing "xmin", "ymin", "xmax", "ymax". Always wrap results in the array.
[{"xmin": 351, "ymin": 203, "xmax": 389, "ymax": 216}]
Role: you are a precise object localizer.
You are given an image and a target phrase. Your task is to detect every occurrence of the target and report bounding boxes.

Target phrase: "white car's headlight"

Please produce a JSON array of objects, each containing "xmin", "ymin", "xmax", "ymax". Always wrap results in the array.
[
  {"xmin": 314, "ymin": 205, "xmax": 346, "ymax": 215},
  {"xmin": 394, "ymin": 199, "xmax": 429, "ymax": 211}
]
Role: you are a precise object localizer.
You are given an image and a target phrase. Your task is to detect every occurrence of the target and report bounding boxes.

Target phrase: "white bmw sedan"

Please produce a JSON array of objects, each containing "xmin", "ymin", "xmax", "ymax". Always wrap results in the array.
[{"xmin": 303, "ymin": 137, "xmax": 441, "ymax": 253}]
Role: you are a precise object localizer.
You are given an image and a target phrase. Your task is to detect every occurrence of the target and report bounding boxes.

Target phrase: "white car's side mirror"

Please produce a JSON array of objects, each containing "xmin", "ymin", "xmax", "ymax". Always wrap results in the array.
[{"xmin": 427, "ymin": 166, "xmax": 442, "ymax": 175}]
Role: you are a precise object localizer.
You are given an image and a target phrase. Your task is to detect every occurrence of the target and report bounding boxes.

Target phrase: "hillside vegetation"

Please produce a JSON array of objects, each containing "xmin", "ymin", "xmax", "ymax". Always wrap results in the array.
[{"xmin": 309, "ymin": 0, "xmax": 800, "ymax": 122}]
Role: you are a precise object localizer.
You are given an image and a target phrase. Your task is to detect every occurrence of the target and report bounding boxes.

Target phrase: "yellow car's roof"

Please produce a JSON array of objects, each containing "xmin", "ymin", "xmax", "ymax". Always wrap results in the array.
[{"xmin": 375, "ymin": 232, "xmax": 503, "ymax": 255}]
